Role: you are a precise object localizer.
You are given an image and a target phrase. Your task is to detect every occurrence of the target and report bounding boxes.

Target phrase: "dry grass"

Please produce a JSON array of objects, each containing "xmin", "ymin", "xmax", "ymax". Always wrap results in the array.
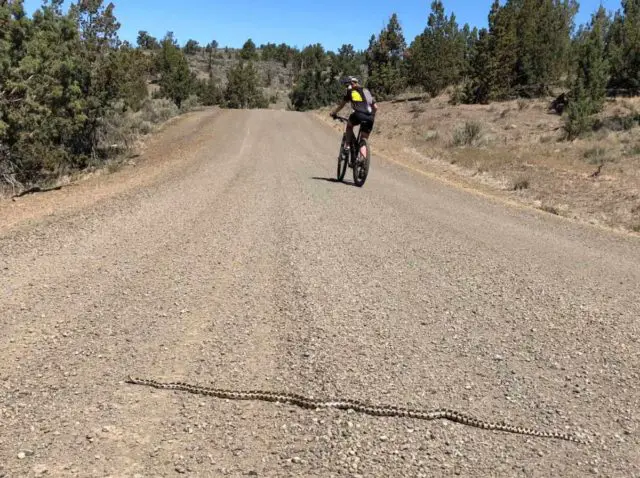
[{"xmin": 583, "ymin": 146, "xmax": 609, "ymax": 164}]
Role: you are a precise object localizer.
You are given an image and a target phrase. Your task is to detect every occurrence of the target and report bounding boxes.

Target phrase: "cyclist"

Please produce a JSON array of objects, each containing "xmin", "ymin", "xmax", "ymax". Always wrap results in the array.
[{"xmin": 330, "ymin": 76, "xmax": 377, "ymax": 159}]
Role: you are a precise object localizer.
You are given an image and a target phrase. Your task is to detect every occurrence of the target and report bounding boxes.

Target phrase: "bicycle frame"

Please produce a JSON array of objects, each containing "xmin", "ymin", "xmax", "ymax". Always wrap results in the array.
[{"xmin": 334, "ymin": 115, "xmax": 362, "ymax": 151}]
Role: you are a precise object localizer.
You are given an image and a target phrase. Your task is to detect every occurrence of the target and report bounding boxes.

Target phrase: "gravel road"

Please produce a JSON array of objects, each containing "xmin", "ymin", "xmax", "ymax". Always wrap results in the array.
[{"xmin": 1, "ymin": 108, "xmax": 639, "ymax": 477}]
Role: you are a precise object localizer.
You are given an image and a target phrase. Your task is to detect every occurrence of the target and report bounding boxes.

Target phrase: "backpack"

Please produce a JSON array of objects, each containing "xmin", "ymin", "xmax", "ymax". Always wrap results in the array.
[{"xmin": 349, "ymin": 86, "xmax": 375, "ymax": 114}]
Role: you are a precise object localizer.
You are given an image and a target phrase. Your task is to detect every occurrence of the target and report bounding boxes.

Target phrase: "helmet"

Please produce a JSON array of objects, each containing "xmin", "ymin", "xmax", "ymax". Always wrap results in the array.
[{"xmin": 341, "ymin": 76, "xmax": 359, "ymax": 85}]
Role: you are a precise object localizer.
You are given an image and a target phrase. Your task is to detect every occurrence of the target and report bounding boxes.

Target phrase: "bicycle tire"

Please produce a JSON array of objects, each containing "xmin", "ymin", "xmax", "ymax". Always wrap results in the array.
[
  {"xmin": 353, "ymin": 139, "xmax": 370, "ymax": 187},
  {"xmin": 337, "ymin": 135, "xmax": 348, "ymax": 181}
]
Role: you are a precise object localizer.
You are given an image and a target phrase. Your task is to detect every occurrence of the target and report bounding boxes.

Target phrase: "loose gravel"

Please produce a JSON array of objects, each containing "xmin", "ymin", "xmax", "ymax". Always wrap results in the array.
[{"xmin": 1, "ymin": 108, "xmax": 639, "ymax": 477}]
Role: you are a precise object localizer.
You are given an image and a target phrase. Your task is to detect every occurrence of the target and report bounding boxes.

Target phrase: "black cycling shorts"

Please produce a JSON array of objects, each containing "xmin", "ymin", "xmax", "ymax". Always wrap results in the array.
[{"xmin": 349, "ymin": 111, "xmax": 375, "ymax": 134}]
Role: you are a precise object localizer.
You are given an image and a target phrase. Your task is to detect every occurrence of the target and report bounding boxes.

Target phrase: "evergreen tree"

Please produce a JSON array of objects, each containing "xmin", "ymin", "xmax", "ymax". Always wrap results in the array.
[
  {"xmin": 183, "ymin": 39, "xmax": 199, "ymax": 55},
  {"xmin": 565, "ymin": 6, "xmax": 610, "ymax": 138},
  {"xmin": 112, "ymin": 43, "xmax": 151, "ymax": 111},
  {"xmin": 464, "ymin": 28, "xmax": 493, "ymax": 103},
  {"xmin": 293, "ymin": 43, "xmax": 327, "ymax": 75},
  {"xmin": 275, "ymin": 43, "xmax": 296, "ymax": 67},
  {"xmin": 514, "ymin": 0, "xmax": 577, "ymax": 96},
  {"xmin": 407, "ymin": 1, "xmax": 465, "ymax": 96},
  {"xmin": 335, "ymin": 44, "xmax": 362, "ymax": 78},
  {"xmin": 576, "ymin": 6, "xmax": 610, "ymax": 112},
  {"xmin": 460, "ymin": 23, "xmax": 478, "ymax": 77},
  {"xmin": 7, "ymin": 0, "xmax": 89, "ymax": 176},
  {"xmin": 240, "ymin": 38, "xmax": 258, "ymax": 61},
  {"xmin": 289, "ymin": 68, "xmax": 341, "ymax": 111},
  {"xmin": 488, "ymin": 0, "xmax": 518, "ymax": 99},
  {"xmin": 224, "ymin": 62, "xmax": 268, "ymax": 109},
  {"xmin": 70, "ymin": 0, "xmax": 123, "ymax": 147},
  {"xmin": 366, "ymin": 13, "xmax": 407, "ymax": 99},
  {"xmin": 605, "ymin": 11, "xmax": 625, "ymax": 89},
  {"xmin": 137, "ymin": 30, "xmax": 158, "ymax": 49},
  {"xmin": 156, "ymin": 32, "xmax": 195, "ymax": 108},
  {"xmin": 196, "ymin": 77, "xmax": 222, "ymax": 106},
  {"xmin": 607, "ymin": 0, "xmax": 640, "ymax": 91}
]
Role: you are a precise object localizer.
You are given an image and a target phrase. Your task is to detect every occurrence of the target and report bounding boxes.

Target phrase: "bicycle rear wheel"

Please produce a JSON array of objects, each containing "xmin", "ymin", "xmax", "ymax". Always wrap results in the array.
[
  {"xmin": 353, "ymin": 139, "xmax": 370, "ymax": 187},
  {"xmin": 336, "ymin": 135, "xmax": 348, "ymax": 181}
]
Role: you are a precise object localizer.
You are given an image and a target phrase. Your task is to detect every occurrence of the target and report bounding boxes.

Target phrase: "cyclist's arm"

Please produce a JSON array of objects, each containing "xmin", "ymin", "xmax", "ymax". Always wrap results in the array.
[{"xmin": 330, "ymin": 100, "xmax": 347, "ymax": 117}]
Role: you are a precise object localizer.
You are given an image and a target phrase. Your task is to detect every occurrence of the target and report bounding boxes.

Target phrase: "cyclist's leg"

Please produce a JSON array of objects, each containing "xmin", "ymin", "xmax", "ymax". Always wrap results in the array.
[
  {"xmin": 344, "ymin": 123, "xmax": 354, "ymax": 150},
  {"xmin": 346, "ymin": 112, "xmax": 359, "ymax": 149},
  {"xmin": 358, "ymin": 115, "xmax": 374, "ymax": 158}
]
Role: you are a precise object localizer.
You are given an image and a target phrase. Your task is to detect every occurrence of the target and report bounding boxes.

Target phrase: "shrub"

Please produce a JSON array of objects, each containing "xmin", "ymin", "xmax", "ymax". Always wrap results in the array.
[
  {"xmin": 424, "ymin": 130, "xmax": 439, "ymax": 141},
  {"xmin": 512, "ymin": 177, "xmax": 530, "ymax": 190},
  {"xmin": 452, "ymin": 121, "xmax": 482, "ymax": 146},
  {"xmin": 583, "ymin": 147, "xmax": 607, "ymax": 164},
  {"xmin": 564, "ymin": 95, "xmax": 594, "ymax": 140},
  {"xmin": 179, "ymin": 94, "xmax": 201, "ymax": 113},
  {"xmin": 448, "ymin": 85, "xmax": 465, "ymax": 106},
  {"xmin": 540, "ymin": 204, "xmax": 559, "ymax": 215},
  {"xmin": 141, "ymin": 98, "xmax": 179, "ymax": 124}
]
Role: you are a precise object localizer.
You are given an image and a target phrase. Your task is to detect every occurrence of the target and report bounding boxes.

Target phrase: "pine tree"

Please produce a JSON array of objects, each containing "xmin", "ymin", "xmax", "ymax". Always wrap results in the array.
[
  {"xmin": 365, "ymin": 13, "xmax": 406, "ymax": 99},
  {"xmin": 196, "ymin": 77, "xmax": 222, "ymax": 106},
  {"xmin": 240, "ymin": 38, "xmax": 258, "ymax": 61},
  {"xmin": 70, "ymin": 0, "xmax": 123, "ymax": 150},
  {"xmin": 514, "ymin": 0, "xmax": 577, "ymax": 96},
  {"xmin": 335, "ymin": 44, "xmax": 362, "ymax": 78},
  {"xmin": 183, "ymin": 39, "xmax": 199, "ymax": 55},
  {"xmin": 7, "ymin": 0, "xmax": 88, "ymax": 177},
  {"xmin": 460, "ymin": 24, "xmax": 478, "ymax": 77},
  {"xmin": 275, "ymin": 43, "xmax": 295, "ymax": 67},
  {"xmin": 565, "ymin": 7, "xmax": 610, "ymax": 139},
  {"xmin": 289, "ymin": 68, "xmax": 340, "ymax": 111},
  {"xmin": 112, "ymin": 44, "xmax": 151, "ymax": 111},
  {"xmin": 224, "ymin": 62, "xmax": 268, "ymax": 109},
  {"xmin": 1, "ymin": 0, "xmax": 158, "ymax": 186},
  {"xmin": 578, "ymin": 7, "xmax": 610, "ymax": 112},
  {"xmin": 137, "ymin": 31, "xmax": 159, "ymax": 49},
  {"xmin": 606, "ymin": 11, "xmax": 625, "ymax": 90},
  {"xmin": 0, "ymin": 0, "xmax": 18, "ymax": 142},
  {"xmin": 407, "ymin": 1, "xmax": 465, "ymax": 96},
  {"xmin": 607, "ymin": 0, "xmax": 640, "ymax": 91},
  {"xmin": 157, "ymin": 32, "xmax": 195, "ymax": 108},
  {"xmin": 488, "ymin": 0, "xmax": 518, "ymax": 99},
  {"xmin": 464, "ymin": 28, "xmax": 493, "ymax": 103},
  {"xmin": 294, "ymin": 43, "xmax": 327, "ymax": 74}
]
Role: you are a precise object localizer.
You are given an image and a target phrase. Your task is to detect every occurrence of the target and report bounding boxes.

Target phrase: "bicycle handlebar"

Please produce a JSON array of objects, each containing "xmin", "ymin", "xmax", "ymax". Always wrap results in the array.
[{"xmin": 331, "ymin": 115, "xmax": 349, "ymax": 123}]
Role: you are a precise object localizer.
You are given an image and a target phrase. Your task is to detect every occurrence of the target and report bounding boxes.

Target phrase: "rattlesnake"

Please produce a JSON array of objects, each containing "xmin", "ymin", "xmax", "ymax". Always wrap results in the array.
[{"xmin": 126, "ymin": 376, "xmax": 585, "ymax": 444}]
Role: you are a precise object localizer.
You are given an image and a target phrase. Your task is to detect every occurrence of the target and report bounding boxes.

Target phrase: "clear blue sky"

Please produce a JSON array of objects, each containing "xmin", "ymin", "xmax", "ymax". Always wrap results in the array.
[{"xmin": 23, "ymin": 0, "xmax": 622, "ymax": 52}]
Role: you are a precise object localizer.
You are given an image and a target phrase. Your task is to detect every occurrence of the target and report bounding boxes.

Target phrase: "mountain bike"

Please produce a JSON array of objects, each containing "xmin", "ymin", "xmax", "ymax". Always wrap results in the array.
[{"xmin": 332, "ymin": 115, "xmax": 370, "ymax": 187}]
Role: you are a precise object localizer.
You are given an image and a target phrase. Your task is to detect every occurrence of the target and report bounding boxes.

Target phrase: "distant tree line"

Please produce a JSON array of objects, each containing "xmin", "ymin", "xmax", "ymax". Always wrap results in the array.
[
  {"xmin": 289, "ymin": 0, "xmax": 640, "ymax": 136},
  {"xmin": 2, "ymin": 0, "xmax": 640, "ymax": 187}
]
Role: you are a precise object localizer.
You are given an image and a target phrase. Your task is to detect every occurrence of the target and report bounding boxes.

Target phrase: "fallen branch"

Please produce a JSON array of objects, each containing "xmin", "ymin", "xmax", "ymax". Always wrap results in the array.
[
  {"xmin": 12, "ymin": 185, "xmax": 64, "ymax": 199},
  {"xmin": 391, "ymin": 95, "xmax": 430, "ymax": 104}
]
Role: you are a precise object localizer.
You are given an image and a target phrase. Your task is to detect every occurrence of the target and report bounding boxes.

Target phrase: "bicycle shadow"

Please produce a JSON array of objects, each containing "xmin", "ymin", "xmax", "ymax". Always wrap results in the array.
[{"xmin": 311, "ymin": 177, "xmax": 356, "ymax": 186}]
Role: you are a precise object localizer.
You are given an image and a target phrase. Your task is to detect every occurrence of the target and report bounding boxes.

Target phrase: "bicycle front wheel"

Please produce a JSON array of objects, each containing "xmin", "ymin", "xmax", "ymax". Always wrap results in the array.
[{"xmin": 337, "ymin": 136, "xmax": 348, "ymax": 181}]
